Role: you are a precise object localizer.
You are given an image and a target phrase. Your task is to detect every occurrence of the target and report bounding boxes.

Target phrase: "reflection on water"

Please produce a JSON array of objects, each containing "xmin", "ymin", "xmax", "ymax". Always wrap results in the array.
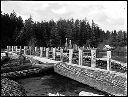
[{"xmin": 17, "ymin": 72, "xmax": 108, "ymax": 96}]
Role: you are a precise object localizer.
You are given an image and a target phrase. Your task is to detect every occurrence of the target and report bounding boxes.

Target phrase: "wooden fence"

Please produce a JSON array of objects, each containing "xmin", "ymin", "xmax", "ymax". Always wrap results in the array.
[{"xmin": 7, "ymin": 46, "xmax": 127, "ymax": 73}]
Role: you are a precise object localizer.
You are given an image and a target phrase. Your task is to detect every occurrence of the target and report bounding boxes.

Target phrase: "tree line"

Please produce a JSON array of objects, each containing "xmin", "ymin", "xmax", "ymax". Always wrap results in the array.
[{"xmin": 1, "ymin": 11, "xmax": 127, "ymax": 49}]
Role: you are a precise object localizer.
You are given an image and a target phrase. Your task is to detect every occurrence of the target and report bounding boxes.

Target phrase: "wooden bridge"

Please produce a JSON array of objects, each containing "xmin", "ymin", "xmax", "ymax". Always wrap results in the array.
[
  {"xmin": 6, "ymin": 46, "xmax": 127, "ymax": 69},
  {"xmin": 5, "ymin": 46, "xmax": 127, "ymax": 96}
]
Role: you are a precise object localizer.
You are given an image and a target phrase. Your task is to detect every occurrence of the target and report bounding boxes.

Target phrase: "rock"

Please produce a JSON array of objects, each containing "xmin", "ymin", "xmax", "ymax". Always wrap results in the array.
[
  {"xmin": 79, "ymin": 91, "xmax": 104, "ymax": 96},
  {"xmin": 18, "ymin": 53, "xmax": 26, "ymax": 65},
  {"xmin": 1, "ymin": 52, "xmax": 10, "ymax": 65},
  {"xmin": 48, "ymin": 92, "xmax": 65, "ymax": 96},
  {"xmin": 1, "ymin": 78, "xmax": 26, "ymax": 96}
]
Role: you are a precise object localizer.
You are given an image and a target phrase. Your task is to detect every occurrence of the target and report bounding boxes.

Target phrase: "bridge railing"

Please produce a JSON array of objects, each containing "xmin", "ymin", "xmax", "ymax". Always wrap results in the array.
[{"xmin": 7, "ymin": 46, "xmax": 127, "ymax": 73}]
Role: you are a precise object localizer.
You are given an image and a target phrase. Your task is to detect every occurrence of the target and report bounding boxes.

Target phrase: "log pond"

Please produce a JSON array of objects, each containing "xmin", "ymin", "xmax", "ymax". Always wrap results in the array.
[{"xmin": 16, "ymin": 71, "xmax": 109, "ymax": 96}]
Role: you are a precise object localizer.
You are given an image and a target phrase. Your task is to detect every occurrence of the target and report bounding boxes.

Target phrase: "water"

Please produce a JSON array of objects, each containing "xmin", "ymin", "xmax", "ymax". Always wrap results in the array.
[{"xmin": 16, "ymin": 72, "xmax": 109, "ymax": 96}]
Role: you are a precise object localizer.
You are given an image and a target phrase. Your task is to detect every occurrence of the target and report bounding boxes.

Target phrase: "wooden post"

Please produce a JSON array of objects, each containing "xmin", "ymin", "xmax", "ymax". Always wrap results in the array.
[
  {"xmin": 7, "ymin": 46, "xmax": 9, "ymax": 52},
  {"xmin": 28, "ymin": 46, "xmax": 31, "ymax": 55},
  {"xmin": 7, "ymin": 46, "xmax": 9, "ymax": 51},
  {"xmin": 40, "ymin": 47, "xmax": 43, "ymax": 57},
  {"xmin": 79, "ymin": 48, "xmax": 83, "ymax": 66},
  {"xmin": 44, "ymin": 47, "xmax": 46, "ymax": 57},
  {"xmin": 107, "ymin": 51, "xmax": 111, "ymax": 71},
  {"xmin": 12, "ymin": 46, "xmax": 14, "ymax": 52},
  {"xmin": 24, "ymin": 46, "xmax": 27, "ymax": 55},
  {"xmin": 8, "ymin": 46, "xmax": 10, "ymax": 52},
  {"xmin": 14, "ymin": 46, "xmax": 17, "ymax": 51},
  {"xmin": 60, "ymin": 48, "xmax": 63, "ymax": 62},
  {"xmin": 9, "ymin": 46, "xmax": 10, "ymax": 51},
  {"xmin": 15, "ymin": 46, "xmax": 18, "ymax": 52},
  {"xmin": 13, "ymin": 46, "xmax": 15, "ymax": 51},
  {"xmin": 46, "ymin": 48, "xmax": 49, "ymax": 58},
  {"xmin": 69, "ymin": 49, "xmax": 73, "ymax": 64},
  {"xmin": 10, "ymin": 46, "xmax": 11, "ymax": 51},
  {"xmin": 91, "ymin": 49, "xmax": 96, "ymax": 68},
  {"xmin": 35, "ymin": 47, "xmax": 37, "ymax": 55},
  {"xmin": 15, "ymin": 46, "xmax": 17, "ymax": 51},
  {"xmin": 53, "ymin": 47, "xmax": 56, "ymax": 60},
  {"xmin": 20, "ymin": 46, "xmax": 22, "ymax": 52},
  {"xmin": 65, "ymin": 38, "xmax": 68, "ymax": 50},
  {"xmin": 69, "ymin": 40, "xmax": 72, "ymax": 49}
]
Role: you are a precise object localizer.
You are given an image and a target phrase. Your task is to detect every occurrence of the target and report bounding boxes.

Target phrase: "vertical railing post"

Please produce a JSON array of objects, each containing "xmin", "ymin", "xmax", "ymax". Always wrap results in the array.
[
  {"xmin": 10, "ymin": 46, "xmax": 11, "ymax": 51},
  {"xmin": 29, "ymin": 46, "xmax": 31, "ymax": 55},
  {"xmin": 7, "ymin": 46, "xmax": 9, "ymax": 52},
  {"xmin": 79, "ymin": 48, "xmax": 83, "ymax": 66},
  {"xmin": 35, "ymin": 47, "xmax": 37, "ymax": 56},
  {"xmin": 8, "ymin": 46, "xmax": 10, "ymax": 52},
  {"xmin": 24, "ymin": 46, "xmax": 27, "ymax": 55},
  {"xmin": 14, "ymin": 46, "xmax": 16, "ymax": 51},
  {"xmin": 60, "ymin": 48, "xmax": 63, "ymax": 62},
  {"xmin": 79, "ymin": 48, "xmax": 81, "ymax": 65},
  {"xmin": 15, "ymin": 46, "xmax": 18, "ymax": 52},
  {"xmin": 40, "ymin": 47, "xmax": 43, "ymax": 57},
  {"xmin": 12, "ymin": 46, "xmax": 14, "ymax": 52},
  {"xmin": 46, "ymin": 48, "xmax": 49, "ymax": 58},
  {"xmin": 9, "ymin": 46, "xmax": 11, "ymax": 51},
  {"xmin": 53, "ymin": 47, "xmax": 56, "ymax": 60},
  {"xmin": 14, "ymin": 46, "xmax": 16, "ymax": 52},
  {"xmin": 43, "ymin": 47, "xmax": 46, "ymax": 57},
  {"xmin": 69, "ymin": 49, "xmax": 73, "ymax": 64},
  {"xmin": 20, "ymin": 46, "xmax": 22, "ymax": 52},
  {"xmin": 91, "ymin": 49, "xmax": 96, "ymax": 68},
  {"xmin": 13, "ymin": 46, "xmax": 15, "ymax": 51},
  {"xmin": 107, "ymin": 51, "xmax": 111, "ymax": 71}
]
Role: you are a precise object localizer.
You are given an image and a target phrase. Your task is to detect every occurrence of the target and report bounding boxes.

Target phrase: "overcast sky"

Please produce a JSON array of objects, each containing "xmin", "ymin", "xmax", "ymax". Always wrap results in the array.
[{"xmin": 1, "ymin": 1, "xmax": 127, "ymax": 31}]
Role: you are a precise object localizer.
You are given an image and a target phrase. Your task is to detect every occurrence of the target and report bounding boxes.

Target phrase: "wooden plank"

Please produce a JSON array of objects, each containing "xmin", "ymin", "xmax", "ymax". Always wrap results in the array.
[
  {"xmin": 83, "ymin": 56, "xmax": 91, "ymax": 58},
  {"xmin": 96, "ymin": 58, "xmax": 107, "ymax": 61}
]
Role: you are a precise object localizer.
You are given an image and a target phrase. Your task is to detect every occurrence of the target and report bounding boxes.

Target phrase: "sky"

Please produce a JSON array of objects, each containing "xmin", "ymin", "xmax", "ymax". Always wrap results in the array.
[{"xmin": 1, "ymin": 1, "xmax": 127, "ymax": 32}]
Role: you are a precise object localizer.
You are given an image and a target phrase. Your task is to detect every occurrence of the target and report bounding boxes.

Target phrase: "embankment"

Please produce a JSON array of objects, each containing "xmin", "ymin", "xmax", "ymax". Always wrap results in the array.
[{"xmin": 54, "ymin": 62, "xmax": 127, "ymax": 96}]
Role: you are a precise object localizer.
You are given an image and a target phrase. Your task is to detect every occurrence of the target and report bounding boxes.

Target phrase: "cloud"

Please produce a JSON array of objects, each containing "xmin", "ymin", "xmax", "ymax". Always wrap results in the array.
[
  {"xmin": 51, "ymin": 6, "xmax": 67, "ymax": 14},
  {"xmin": 1, "ymin": 1, "xmax": 127, "ymax": 31}
]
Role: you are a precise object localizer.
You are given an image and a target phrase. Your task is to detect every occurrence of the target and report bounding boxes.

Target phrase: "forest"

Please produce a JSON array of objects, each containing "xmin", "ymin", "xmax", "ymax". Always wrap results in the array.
[{"xmin": 1, "ymin": 11, "xmax": 127, "ymax": 49}]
